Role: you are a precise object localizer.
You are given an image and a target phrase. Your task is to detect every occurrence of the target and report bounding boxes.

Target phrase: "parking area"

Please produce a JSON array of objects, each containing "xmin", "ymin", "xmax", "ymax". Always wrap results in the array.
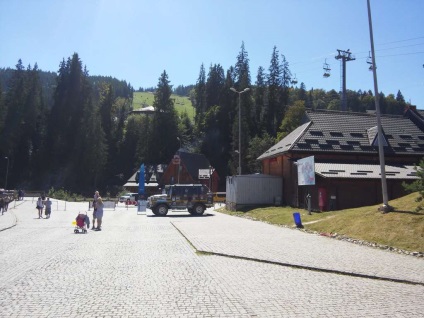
[{"xmin": 0, "ymin": 199, "xmax": 423, "ymax": 317}]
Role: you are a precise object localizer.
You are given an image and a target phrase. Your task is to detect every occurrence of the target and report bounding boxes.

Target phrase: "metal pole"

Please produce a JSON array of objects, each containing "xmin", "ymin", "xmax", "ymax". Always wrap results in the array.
[
  {"xmin": 230, "ymin": 87, "xmax": 250, "ymax": 175},
  {"xmin": 177, "ymin": 137, "xmax": 181, "ymax": 184},
  {"xmin": 4, "ymin": 157, "xmax": 9, "ymax": 189},
  {"xmin": 342, "ymin": 58, "xmax": 347, "ymax": 111},
  {"xmin": 238, "ymin": 93, "xmax": 241, "ymax": 175},
  {"xmin": 367, "ymin": 0, "xmax": 390, "ymax": 212}
]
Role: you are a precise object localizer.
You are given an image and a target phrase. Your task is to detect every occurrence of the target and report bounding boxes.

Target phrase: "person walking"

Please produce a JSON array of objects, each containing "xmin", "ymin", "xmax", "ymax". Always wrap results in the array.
[
  {"xmin": 92, "ymin": 191, "xmax": 99, "ymax": 230},
  {"xmin": 95, "ymin": 196, "xmax": 104, "ymax": 231},
  {"xmin": 0, "ymin": 197, "xmax": 4, "ymax": 215},
  {"xmin": 36, "ymin": 197, "xmax": 44, "ymax": 218},
  {"xmin": 4, "ymin": 195, "xmax": 10, "ymax": 211},
  {"xmin": 44, "ymin": 197, "xmax": 52, "ymax": 218}
]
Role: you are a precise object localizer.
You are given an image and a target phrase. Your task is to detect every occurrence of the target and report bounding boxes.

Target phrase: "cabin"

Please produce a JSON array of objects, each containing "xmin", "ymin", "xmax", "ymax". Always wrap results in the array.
[
  {"xmin": 160, "ymin": 149, "xmax": 219, "ymax": 192},
  {"xmin": 257, "ymin": 109, "xmax": 423, "ymax": 210},
  {"xmin": 123, "ymin": 149, "xmax": 219, "ymax": 194}
]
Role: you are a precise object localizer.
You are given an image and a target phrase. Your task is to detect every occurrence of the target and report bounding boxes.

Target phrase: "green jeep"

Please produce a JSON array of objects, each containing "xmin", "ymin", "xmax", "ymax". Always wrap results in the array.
[{"xmin": 147, "ymin": 184, "xmax": 213, "ymax": 216}]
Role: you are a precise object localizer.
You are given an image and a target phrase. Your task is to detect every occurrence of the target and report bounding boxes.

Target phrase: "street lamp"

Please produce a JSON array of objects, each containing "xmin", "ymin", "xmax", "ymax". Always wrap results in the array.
[
  {"xmin": 230, "ymin": 87, "xmax": 250, "ymax": 175},
  {"xmin": 177, "ymin": 137, "xmax": 181, "ymax": 184},
  {"xmin": 4, "ymin": 157, "xmax": 9, "ymax": 190}
]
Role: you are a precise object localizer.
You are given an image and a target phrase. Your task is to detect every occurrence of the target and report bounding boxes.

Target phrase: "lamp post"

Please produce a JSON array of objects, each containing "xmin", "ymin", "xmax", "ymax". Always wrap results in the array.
[
  {"xmin": 177, "ymin": 137, "xmax": 181, "ymax": 184},
  {"xmin": 230, "ymin": 87, "xmax": 250, "ymax": 175},
  {"xmin": 4, "ymin": 157, "xmax": 9, "ymax": 190},
  {"xmin": 367, "ymin": 0, "xmax": 390, "ymax": 212}
]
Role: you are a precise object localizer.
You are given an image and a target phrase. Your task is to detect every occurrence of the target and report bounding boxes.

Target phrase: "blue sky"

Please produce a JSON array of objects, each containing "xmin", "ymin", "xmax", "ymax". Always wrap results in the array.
[{"xmin": 1, "ymin": 0, "xmax": 423, "ymax": 108}]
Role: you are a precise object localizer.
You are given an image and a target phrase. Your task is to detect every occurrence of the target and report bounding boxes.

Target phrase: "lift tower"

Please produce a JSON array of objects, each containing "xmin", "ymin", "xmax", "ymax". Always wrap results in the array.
[{"xmin": 335, "ymin": 49, "xmax": 355, "ymax": 111}]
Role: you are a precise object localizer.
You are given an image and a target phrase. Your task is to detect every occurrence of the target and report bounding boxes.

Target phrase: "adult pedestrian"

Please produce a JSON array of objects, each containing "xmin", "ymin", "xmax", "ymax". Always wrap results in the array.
[
  {"xmin": 92, "ymin": 191, "xmax": 99, "ymax": 230},
  {"xmin": 95, "ymin": 196, "xmax": 104, "ymax": 231},
  {"xmin": 45, "ymin": 197, "xmax": 52, "ymax": 218},
  {"xmin": 4, "ymin": 195, "xmax": 10, "ymax": 211},
  {"xmin": 0, "ymin": 197, "xmax": 4, "ymax": 215},
  {"xmin": 36, "ymin": 197, "xmax": 44, "ymax": 218}
]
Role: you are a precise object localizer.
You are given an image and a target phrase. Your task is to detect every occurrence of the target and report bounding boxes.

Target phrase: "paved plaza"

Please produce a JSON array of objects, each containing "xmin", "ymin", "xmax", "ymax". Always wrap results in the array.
[{"xmin": 0, "ymin": 198, "xmax": 423, "ymax": 317}]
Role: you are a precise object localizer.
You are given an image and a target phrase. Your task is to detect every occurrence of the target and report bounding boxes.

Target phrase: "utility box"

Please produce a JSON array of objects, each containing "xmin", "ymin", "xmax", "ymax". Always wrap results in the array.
[{"xmin": 226, "ymin": 174, "xmax": 283, "ymax": 211}]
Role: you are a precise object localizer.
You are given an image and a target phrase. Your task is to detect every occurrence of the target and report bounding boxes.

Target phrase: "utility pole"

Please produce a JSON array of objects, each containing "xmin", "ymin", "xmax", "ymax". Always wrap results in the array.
[
  {"xmin": 367, "ymin": 0, "xmax": 390, "ymax": 212},
  {"xmin": 335, "ymin": 49, "xmax": 355, "ymax": 111},
  {"xmin": 230, "ymin": 87, "xmax": 250, "ymax": 175}
]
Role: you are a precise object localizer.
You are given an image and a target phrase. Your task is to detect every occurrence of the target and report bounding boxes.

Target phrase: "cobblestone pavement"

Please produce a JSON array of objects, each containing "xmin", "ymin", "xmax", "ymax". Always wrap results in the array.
[{"xmin": 0, "ymin": 199, "xmax": 423, "ymax": 317}]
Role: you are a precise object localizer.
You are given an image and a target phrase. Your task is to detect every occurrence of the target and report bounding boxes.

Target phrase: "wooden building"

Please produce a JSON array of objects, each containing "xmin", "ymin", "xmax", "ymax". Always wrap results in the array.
[
  {"xmin": 258, "ymin": 109, "xmax": 423, "ymax": 210},
  {"xmin": 161, "ymin": 149, "xmax": 219, "ymax": 192},
  {"xmin": 123, "ymin": 150, "xmax": 219, "ymax": 194}
]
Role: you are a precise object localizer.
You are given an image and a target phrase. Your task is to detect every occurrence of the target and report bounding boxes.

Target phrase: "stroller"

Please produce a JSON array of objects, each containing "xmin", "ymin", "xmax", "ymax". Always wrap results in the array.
[{"xmin": 74, "ymin": 212, "xmax": 90, "ymax": 234}]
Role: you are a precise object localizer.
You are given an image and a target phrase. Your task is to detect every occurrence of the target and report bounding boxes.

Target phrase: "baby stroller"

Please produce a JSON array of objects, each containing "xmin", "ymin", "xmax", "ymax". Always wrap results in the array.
[{"xmin": 74, "ymin": 212, "xmax": 90, "ymax": 234}]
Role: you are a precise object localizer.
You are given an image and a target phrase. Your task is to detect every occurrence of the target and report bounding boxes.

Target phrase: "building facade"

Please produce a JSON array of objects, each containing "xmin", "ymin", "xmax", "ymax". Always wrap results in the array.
[{"xmin": 258, "ymin": 109, "xmax": 423, "ymax": 210}]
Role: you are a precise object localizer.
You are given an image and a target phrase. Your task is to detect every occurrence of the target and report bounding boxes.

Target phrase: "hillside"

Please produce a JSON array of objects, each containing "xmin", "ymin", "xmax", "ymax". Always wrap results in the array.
[{"xmin": 133, "ymin": 92, "xmax": 195, "ymax": 120}]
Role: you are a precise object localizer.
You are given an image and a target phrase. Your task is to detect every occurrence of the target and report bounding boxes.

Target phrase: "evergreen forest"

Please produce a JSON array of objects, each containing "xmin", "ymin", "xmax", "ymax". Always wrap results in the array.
[{"xmin": 0, "ymin": 44, "xmax": 412, "ymax": 195}]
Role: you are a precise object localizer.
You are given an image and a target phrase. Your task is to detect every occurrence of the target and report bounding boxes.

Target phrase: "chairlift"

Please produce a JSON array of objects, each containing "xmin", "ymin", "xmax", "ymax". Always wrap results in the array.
[
  {"xmin": 367, "ymin": 51, "xmax": 374, "ymax": 71},
  {"xmin": 323, "ymin": 59, "xmax": 331, "ymax": 78},
  {"xmin": 291, "ymin": 74, "xmax": 298, "ymax": 85}
]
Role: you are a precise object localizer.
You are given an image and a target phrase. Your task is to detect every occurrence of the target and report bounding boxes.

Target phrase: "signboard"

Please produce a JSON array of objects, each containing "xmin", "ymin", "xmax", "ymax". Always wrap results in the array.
[
  {"xmin": 138, "ymin": 164, "xmax": 145, "ymax": 195},
  {"xmin": 297, "ymin": 156, "xmax": 315, "ymax": 186},
  {"xmin": 137, "ymin": 200, "xmax": 147, "ymax": 213},
  {"xmin": 198, "ymin": 169, "xmax": 211, "ymax": 179}
]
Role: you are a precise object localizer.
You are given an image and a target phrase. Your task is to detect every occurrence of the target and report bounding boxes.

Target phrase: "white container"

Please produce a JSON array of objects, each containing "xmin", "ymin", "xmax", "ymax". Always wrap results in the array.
[{"xmin": 226, "ymin": 174, "xmax": 283, "ymax": 210}]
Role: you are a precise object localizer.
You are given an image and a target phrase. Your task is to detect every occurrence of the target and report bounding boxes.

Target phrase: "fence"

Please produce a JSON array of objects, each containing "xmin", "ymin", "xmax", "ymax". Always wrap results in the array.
[{"xmin": 88, "ymin": 201, "xmax": 116, "ymax": 210}]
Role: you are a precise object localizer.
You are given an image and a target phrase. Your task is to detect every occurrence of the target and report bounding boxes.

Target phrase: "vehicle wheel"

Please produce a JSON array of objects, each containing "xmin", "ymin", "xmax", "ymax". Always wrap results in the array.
[
  {"xmin": 192, "ymin": 204, "xmax": 205, "ymax": 216},
  {"xmin": 151, "ymin": 208, "xmax": 159, "ymax": 215},
  {"xmin": 156, "ymin": 204, "xmax": 168, "ymax": 216},
  {"xmin": 74, "ymin": 229, "xmax": 78, "ymax": 234}
]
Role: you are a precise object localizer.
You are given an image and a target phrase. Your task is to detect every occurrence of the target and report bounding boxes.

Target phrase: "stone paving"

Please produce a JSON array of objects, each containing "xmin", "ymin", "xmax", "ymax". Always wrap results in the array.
[
  {"xmin": 0, "ymin": 199, "xmax": 423, "ymax": 317},
  {"xmin": 172, "ymin": 211, "xmax": 424, "ymax": 285}
]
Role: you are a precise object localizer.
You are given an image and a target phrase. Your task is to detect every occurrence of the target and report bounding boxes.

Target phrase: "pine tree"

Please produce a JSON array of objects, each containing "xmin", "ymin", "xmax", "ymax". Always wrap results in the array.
[
  {"xmin": 0, "ymin": 59, "xmax": 26, "ymax": 158},
  {"xmin": 149, "ymin": 71, "xmax": 179, "ymax": 164},
  {"xmin": 46, "ymin": 53, "xmax": 107, "ymax": 192},
  {"xmin": 205, "ymin": 64, "xmax": 225, "ymax": 109},
  {"xmin": 194, "ymin": 64, "xmax": 206, "ymax": 124},
  {"xmin": 267, "ymin": 46, "xmax": 281, "ymax": 136},
  {"xmin": 0, "ymin": 81, "xmax": 5, "ymax": 132},
  {"xmin": 234, "ymin": 41, "xmax": 251, "ymax": 88},
  {"xmin": 253, "ymin": 66, "xmax": 267, "ymax": 136},
  {"xmin": 277, "ymin": 54, "xmax": 292, "ymax": 126}
]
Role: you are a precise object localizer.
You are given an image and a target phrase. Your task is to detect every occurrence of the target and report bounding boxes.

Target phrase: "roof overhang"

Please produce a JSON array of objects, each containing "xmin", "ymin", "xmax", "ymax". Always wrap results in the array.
[{"xmin": 123, "ymin": 182, "xmax": 159, "ymax": 187}]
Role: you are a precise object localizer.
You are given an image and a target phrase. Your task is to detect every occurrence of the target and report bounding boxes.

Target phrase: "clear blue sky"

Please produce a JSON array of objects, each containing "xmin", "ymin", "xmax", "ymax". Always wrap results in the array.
[{"xmin": 1, "ymin": 0, "xmax": 423, "ymax": 108}]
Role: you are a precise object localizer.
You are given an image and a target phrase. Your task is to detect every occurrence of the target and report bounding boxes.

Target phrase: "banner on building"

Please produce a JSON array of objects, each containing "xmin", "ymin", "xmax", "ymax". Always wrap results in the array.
[{"xmin": 297, "ymin": 156, "xmax": 315, "ymax": 186}]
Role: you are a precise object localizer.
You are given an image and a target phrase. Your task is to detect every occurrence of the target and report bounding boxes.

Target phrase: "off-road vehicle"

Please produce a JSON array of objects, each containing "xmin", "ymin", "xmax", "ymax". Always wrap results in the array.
[{"xmin": 147, "ymin": 184, "xmax": 213, "ymax": 216}]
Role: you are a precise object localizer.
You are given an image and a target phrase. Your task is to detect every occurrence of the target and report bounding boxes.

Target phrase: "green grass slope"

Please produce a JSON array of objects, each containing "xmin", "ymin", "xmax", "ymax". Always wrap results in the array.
[
  {"xmin": 133, "ymin": 92, "xmax": 195, "ymax": 120},
  {"xmin": 221, "ymin": 192, "xmax": 424, "ymax": 253}
]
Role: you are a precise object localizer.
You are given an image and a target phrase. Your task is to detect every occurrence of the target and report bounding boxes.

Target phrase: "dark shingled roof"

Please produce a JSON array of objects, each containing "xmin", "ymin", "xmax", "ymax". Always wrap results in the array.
[
  {"xmin": 258, "ymin": 109, "xmax": 424, "ymax": 160},
  {"xmin": 179, "ymin": 150, "xmax": 211, "ymax": 180}
]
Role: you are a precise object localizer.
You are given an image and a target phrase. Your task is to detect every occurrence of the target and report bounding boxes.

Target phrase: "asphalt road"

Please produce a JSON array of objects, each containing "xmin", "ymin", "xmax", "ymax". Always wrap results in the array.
[{"xmin": 0, "ymin": 199, "xmax": 423, "ymax": 317}]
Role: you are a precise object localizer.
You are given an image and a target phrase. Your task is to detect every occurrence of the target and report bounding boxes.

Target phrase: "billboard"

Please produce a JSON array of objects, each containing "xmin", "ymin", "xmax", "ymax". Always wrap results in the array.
[{"xmin": 297, "ymin": 156, "xmax": 315, "ymax": 186}]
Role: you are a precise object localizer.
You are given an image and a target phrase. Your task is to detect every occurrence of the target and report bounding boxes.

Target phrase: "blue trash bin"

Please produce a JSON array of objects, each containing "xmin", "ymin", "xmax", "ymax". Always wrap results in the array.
[{"xmin": 293, "ymin": 212, "xmax": 303, "ymax": 228}]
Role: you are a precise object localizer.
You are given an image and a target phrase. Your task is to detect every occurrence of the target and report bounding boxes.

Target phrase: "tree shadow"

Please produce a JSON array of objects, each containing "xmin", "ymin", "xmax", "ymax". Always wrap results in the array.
[
  {"xmin": 391, "ymin": 210, "xmax": 424, "ymax": 216},
  {"xmin": 146, "ymin": 213, "xmax": 215, "ymax": 218}
]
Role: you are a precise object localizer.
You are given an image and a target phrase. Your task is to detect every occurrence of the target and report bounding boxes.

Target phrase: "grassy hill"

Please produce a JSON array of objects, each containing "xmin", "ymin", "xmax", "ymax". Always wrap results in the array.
[
  {"xmin": 133, "ymin": 92, "xmax": 195, "ymax": 120},
  {"xmin": 221, "ymin": 192, "xmax": 424, "ymax": 253}
]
